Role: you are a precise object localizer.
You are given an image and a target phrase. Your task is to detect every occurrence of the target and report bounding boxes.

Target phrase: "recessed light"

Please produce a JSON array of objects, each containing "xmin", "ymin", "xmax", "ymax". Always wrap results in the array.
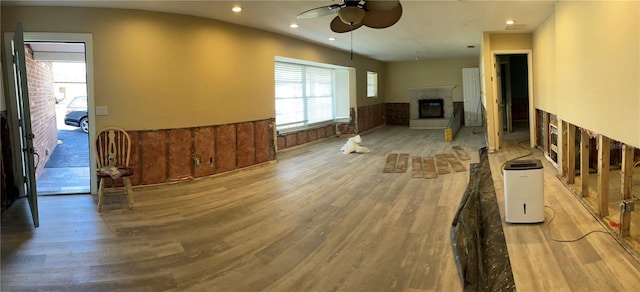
[
  {"xmin": 506, "ymin": 20, "xmax": 515, "ymax": 25},
  {"xmin": 290, "ymin": 23, "xmax": 299, "ymax": 28},
  {"xmin": 232, "ymin": 6, "xmax": 242, "ymax": 13},
  {"xmin": 328, "ymin": 37, "xmax": 336, "ymax": 41}
]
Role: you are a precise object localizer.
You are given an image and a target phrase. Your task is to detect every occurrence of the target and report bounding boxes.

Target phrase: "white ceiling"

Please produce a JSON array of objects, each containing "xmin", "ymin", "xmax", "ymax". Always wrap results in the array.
[{"xmin": 5, "ymin": 0, "xmax": 557, "ymax": 62}]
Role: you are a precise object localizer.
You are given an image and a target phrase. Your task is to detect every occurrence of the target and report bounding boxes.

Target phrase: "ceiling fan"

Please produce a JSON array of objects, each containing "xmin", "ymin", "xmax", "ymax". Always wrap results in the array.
[{"xmin": 297, "ymin": 0, "xmax": 403, "ymax": 33}]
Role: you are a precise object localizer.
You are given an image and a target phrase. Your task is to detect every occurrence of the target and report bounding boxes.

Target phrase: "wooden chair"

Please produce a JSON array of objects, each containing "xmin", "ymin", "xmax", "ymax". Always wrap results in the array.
[{"xmin": 95, "ymin": 127, "xmax": 134, "ymax": 211}]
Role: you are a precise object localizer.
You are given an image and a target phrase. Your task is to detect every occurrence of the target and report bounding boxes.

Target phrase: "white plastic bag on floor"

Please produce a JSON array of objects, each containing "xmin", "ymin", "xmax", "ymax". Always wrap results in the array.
[
  {"xmin": 340, "ymin": 135, "xmax": 370, "ymax": 154},
  {"xmin": 341, "ymin": 139, "xmax": 358, "ymax": 154},
  {"xmin": 355, "ymin": 145, "xmax": 370, "ymax": 153}
]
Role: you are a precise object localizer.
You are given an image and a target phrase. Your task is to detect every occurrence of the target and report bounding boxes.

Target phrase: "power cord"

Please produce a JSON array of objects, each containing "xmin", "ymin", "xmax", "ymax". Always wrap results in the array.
[
  {"xmin": 544, "ymin": 205, "xmax": 612, "ymax": 243},
  {"xmin": 500, "ymin": 139, "xmax": 533, "ymax": 174}
]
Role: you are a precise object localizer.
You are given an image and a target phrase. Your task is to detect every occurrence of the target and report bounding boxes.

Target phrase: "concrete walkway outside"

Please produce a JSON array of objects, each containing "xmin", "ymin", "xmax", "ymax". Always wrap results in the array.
[{"xmin": 36, "ymin": 103, "xmax": 90, "ymax": 195}]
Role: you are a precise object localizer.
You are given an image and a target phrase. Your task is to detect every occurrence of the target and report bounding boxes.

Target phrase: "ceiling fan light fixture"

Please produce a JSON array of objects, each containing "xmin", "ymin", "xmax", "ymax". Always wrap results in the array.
[{"xmin": 338, "ymin": 6, "xmax": 366, "ymax": 25}]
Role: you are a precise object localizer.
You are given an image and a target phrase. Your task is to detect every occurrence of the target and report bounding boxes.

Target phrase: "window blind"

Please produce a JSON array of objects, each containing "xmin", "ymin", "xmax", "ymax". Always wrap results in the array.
[{"xmin": 275, "ymin": 62, "xmax": 335, "ymax": 131}]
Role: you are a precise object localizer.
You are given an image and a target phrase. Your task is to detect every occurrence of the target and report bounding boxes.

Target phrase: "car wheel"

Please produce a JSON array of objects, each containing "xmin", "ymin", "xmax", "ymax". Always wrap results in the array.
[{"xmin": 80, "ymin": 117, "xmax": 89, "ymax": 133}]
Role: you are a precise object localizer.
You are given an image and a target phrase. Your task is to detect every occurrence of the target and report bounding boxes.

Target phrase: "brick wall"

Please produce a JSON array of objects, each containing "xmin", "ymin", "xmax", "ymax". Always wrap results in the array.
[
  {"xmin": 25, "ymin": 45, "xmax": 58, "ymax": 177},
  {"xmin": 386, "ymin": 103, "xmax": 410, "ymax": 126}
]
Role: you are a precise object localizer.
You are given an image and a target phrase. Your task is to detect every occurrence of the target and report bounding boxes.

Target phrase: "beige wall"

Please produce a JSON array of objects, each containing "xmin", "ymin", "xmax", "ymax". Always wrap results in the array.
[
  {"xmin": 384, "ymin": 57, "xmax": 479, "ymax": 103},
  {"xmin": 489, "ymin": 33, "xmax": 533, "ymax": 51},
  {"xmin": 532, "ymin": 15, "xmax": 556, "ymax": 114},
  {"xmin": 554, "ymin": 1, "xmax": 639, "ymax": 148},
  {"xmin": 2, "ymin": 6, "xmax": 385, "ymax": 131}
]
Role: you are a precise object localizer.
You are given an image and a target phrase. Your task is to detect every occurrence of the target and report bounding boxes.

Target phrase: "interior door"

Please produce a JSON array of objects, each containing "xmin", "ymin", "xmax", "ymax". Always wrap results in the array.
[
  {"xmin": 10, "ymin": 22, "xmax": 39, "ymax": 227},
  {"xmin": 495, "ymin": 60, "xmax": 504, "ymax": 148},
  {"xmin": 462, "ymin": 68, "xmax": 482, "ymax": 127},
  {"xmin": 502, "ymin": 61, "xmax": 513, "ymax": 132}
]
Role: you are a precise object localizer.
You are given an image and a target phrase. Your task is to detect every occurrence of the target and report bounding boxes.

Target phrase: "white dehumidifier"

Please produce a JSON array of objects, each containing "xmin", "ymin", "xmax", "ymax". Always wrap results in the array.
[{"xmin": 503, "ymin": 159, "xmax": 544, "ymax": 223}]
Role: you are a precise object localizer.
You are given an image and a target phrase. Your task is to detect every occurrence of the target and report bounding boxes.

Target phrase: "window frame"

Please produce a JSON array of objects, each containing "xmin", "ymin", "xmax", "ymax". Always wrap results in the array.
[
  {"xmin": 367, "ymin": 71, "xmax": 378, "ymax": 98},
  {"xmin": 275, "ymin": 57, "xmax": 351, "ymax": 133}
]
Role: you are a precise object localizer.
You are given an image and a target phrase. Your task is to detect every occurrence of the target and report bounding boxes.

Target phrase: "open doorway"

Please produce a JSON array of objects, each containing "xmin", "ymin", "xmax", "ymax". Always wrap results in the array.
[
  {"xmin": 23, "ymin": 42, "xmax": 90, "ymax": 195},
  {"xmin": 491, "ymin": 50, "xmax": 534, "ymax": 150},
  {"xmin": 4, "ymin": 29, "xmax": 96, "ymax": 227},
  {"xmin": 497, "ymin": 54, "xmax": 529, "ymax": 133}
]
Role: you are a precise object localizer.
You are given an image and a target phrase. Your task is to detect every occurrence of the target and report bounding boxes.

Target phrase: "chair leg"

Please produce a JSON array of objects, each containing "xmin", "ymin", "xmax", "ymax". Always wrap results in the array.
[
  {"xmin": 124, "ymin": 177, "xmax": 134, "ymax": 209},
  {"xmin": 98, "ymin": 178, "xmax": 105, "ymax": 212}
]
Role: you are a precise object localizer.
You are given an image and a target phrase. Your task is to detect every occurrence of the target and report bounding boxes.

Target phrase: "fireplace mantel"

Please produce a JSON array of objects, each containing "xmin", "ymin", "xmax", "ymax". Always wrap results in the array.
[{"xmin": 408, "ymin": 85, "xmax": 456, "ymax": 129}]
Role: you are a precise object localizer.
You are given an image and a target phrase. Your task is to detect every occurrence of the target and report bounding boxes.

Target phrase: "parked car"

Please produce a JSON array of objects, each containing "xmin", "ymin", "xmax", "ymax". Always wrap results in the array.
[{"xmin": 64, "ymin": 96, "xmax": 88, "ymax": 133}]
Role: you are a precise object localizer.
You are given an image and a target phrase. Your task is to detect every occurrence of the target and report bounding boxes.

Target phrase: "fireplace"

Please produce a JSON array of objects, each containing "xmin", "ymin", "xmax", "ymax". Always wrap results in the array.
[
  {"xmin": 409, "ymin": 85, "xmax": 455, "ymax": 129},
  {"xmin": 419, "ymin": 99, "xmax": 444, "ymax": 119}
]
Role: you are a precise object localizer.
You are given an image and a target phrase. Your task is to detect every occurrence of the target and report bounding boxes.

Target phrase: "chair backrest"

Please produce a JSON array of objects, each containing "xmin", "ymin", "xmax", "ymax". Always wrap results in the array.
[{"xmin": 96, "ymin": 127, "xmax": 131, "ymax": 168}]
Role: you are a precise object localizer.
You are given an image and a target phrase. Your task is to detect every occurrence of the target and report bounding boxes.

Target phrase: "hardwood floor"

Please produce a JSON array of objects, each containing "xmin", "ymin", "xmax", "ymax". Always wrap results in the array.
[
  {"xmin": 491, "ymin": 130, "xmax": 640, "ymax": 291},
  {"xmin": 2, "ymin": 126, "xmax": 640, "ymax": 291}
]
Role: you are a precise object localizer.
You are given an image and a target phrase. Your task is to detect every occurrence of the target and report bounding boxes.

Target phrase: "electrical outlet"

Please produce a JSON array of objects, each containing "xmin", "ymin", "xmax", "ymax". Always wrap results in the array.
[
  {"xmin": 621, "ymin": 200, "xmax": 635, "ymax": 214},
  {"xmin": 625, "ymin": 201, "xmax": 635, "ymax": 213}
]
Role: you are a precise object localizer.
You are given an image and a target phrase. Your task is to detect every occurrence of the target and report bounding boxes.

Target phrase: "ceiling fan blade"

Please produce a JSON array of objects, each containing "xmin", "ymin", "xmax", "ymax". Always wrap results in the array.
[
  {"xmin": 362, "ymin": 2, "xmax": 402, "ymax": 29},
  {"xmin": 297, "ymin": 4, "xmax": 341, "ymax": 19},
  {"xmin": 330, "ymin": 16, "xmax": 363, "ymax": 33},
  {"xmin": 366, "ymin": 0, "xmax": 400, "ymax": 11}
]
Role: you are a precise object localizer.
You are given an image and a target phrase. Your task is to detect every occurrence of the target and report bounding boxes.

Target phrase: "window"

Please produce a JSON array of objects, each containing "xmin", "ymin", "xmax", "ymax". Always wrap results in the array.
[
  {"xmin": 275, "ymin": 59, "xmax": 350, "ymax": 132},
  {"xmin": 367, "ymin": 71, "xmax": 378, "ymax": 98}
]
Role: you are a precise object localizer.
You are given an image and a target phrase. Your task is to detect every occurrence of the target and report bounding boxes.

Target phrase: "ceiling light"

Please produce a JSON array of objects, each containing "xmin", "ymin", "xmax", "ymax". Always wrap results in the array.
[
  {"xmin": 290, "ymin": 23, "xmax": 299, "ymax": 28},
  {"xmin": 232, "ymin": 6, "xmax": 242, "ymax": 13},
  {"xmin": 338, "ymin": 7, "xmax": 366, "ymax": 25},
  {"xmin": 506, "ymin": 20, "xmax": 515, "ymax": 25},
  {"xmin": 328, "ymin": 37, "xmax": 336, "ymax": 41}
]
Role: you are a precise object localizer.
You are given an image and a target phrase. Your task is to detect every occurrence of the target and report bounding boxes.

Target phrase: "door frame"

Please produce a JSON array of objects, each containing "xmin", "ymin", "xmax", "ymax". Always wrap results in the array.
[
  {"xmin": 3, "ymin": 32, "xmax": 97, "ymax": 195},
  {"xmin": 490, "ymin": 49, "xmax": 534, "ymax": 150}
]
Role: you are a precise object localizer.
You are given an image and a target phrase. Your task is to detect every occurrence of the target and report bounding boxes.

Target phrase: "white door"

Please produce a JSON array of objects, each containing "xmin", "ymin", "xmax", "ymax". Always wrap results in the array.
[{"xmin": 462, "ymin": 68, "xmax": 481, "ymax": 126}]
